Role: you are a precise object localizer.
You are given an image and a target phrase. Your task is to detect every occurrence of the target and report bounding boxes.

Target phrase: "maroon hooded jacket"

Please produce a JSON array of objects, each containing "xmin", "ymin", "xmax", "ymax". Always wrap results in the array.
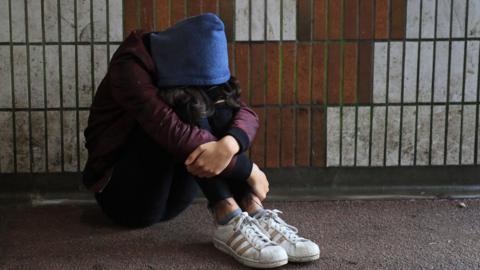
[{"xmin": 82, "ymin": 30, "xmax": 259, "ymax": 192}]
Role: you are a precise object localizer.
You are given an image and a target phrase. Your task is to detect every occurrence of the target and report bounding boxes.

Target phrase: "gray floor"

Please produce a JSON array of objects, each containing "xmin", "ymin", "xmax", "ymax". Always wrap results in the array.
[{"xmin": 1, "ymin": 199, "xmax": 479, "ymax": 270}]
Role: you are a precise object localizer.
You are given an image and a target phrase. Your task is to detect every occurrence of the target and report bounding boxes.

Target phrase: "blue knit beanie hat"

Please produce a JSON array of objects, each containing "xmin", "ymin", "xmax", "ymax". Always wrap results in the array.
[{"xmin": 149, "ymin": 13, "xmax": 231, "ymax": 87}]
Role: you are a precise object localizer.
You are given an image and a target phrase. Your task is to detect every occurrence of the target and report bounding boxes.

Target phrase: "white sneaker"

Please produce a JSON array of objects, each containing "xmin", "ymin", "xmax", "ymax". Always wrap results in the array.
[
  {"xmin": 213, "ymin": 212, "xmax": 288, "ymax": 268},
  {"xmin": 254, "ymin": 209, "xmax": 320, "ymax": 262}
]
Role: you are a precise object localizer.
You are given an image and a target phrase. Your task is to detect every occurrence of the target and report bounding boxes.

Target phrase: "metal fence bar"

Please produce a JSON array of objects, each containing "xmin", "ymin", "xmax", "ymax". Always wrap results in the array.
[
  {"xmin": 308, "ymin": 0, "xmax": 314, "ymax": 167},
  {"xmin": 56, "ymin": 0, "xmax": 65, "ymax": 172},
  {"xmin": 8, "ymin": 0, "xmax": 18, "ymax": 173},
  {"xmin": 263, "ymin": 0, "xmax": 267, "ymax": 166},
  {"xmin": 428, "ymin": 0, "xmax": 439, "ymax": 165},
  {"xmin": 107, "ymin": 0, "xmax": 111, "ymax": 61},
  {"xmin": 413, "ymin": 0, "xmax": 424, "ymax": 165},
  {"xmin": 292, "ymin": 1, "xmax": 298, "ymax": 167},
  {"xmin": 324, "ymin": 0, "xmax": 330, "ymax": 167},
  {"xmin": 397, "ymin": 0, "xmax": 407, "ymax": 166},
  {"xmin": 459, "ymin": 0, "xmax": 469, "ymax": 164},
  {"xmin": 41, "ymin": 0, "xmax": 49, "ymax": 173},
  {"xmin": 475, "ymin": 0, "xmax": 480, "ymax": 165},
  {"xmin": 278, "ymin": 0, "xmax": 283, "ymax": 166},
  {"xmin": 90, "ymin": 0, "xmax": 95, "ymax": 101},
  {"xmin": 74, "ymin": 0, "xmax": 80, "ymax": 171},
  {"xmin": 368, "ymin": 0, "xmax": 377, "ymax": 166},
  {"xmin": 353, "ymin": 0, "xmax": 360, "ymax": 167},
  {"xmin": 338, "ymin": 0, "xmax": 345, "ymax": 167},
  {"xmin": 382, "ymin": 0, "xmax": 392, "ymax": 166},
  {"xmin": 443, "ymin": 0, "xmax": 454, "ymax": 165},
  {"xmin": 24, "ymin": 0, "xmax": 33, "ymax": 173}
]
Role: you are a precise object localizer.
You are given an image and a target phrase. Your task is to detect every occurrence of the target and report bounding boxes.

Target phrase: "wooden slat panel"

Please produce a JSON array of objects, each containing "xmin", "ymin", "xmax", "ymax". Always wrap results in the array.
[
  {"xmin": 357, "ymin": 42, "xmax": 373, "ymax": 104},
  {"xmin": 234, "ymin": 43, "xmax": 250, "ymax": 103},
  {"xmin": 312, "ymin": 43, "xmax": 325, "ymax": 104},
  {"xmin": 187, "ymin": 0, "xmax": 202, "ymax": 16},
  {"xmin": 250, "ymin": 108, "xmax": 265, "ymax": 167},
  {"xmin": 266, "ymin": 108, "xmax": 280, "ymax": 168},
  {"xmin": 140, "ymin": 0, "xmax": 154, "ymax": 31},
  {"xmin": 155, "ymin": 0, "xmax": 170, "ymax": 31},
  {"xmin": 375, "ymin": 0, "xmax": 389, "ymax": 39},
  {"xmin": 296, "ymin": 43, "xmax": 311, "ymax": 104},
  {"xmin": 297, "ymin": 0, "xmax": 312, "ymax": 40},
  {"xmin": 313, "ymin": 0, "xmax": 327, "ymax": 40},
  {"xmin": 281, "ymin": 107, "xmax": 295, "ymax": 167},
  {"xmin": 296, "ymin": 108, "xmax": 310, "ymax": 166},
  {"xmin": 343, "ymin": 42, "xmax": 357, "ymax": 104},
  {"xmin": 328, "ymin": 0, "xmax": 342, "ymax": 39},
  {"xmin": 359, "ymin": 0, "xmax": 374, "ymax": 39},
  {"xmin": 391, "ymin": 0, "xmax": 406, "ymax": 39},
  {"xmin": 281, "ymin": 42, "xmax": 296, "ymax": 104},
  {"xmin": 202, "ymin": 0, "xmax": 218, "ymax": 14},
  {"xmin": 327, "ymin": 43, "xmax": 341, "ymax": 104},
  {"xmin": 171, "ymin": 0, "xmax": 186, "ymax": 24},
  {"xmin": 312, "ymin": 107, "xmax": 326, "ymax": 166},
  {"xmin": 124, "ymin": 0, "xmax": 138, "ymax": 37},
  {"xmin": 266, "ymin": 42, "xmax": 280, "ymax": 105},
  {"xmin": 344, "ymin": 0, "xmax": 358, "ymax": 39},
  {"xmin": 219, "ymin": 0, "xmax": 234, "ymax": 41},
  {"xmin": 250, "ymin": 43, "xmax": 265, "ymax": 106},
  {"xmin": 228, "ymin": 43, "xmax": 234, "ymax": 76}
]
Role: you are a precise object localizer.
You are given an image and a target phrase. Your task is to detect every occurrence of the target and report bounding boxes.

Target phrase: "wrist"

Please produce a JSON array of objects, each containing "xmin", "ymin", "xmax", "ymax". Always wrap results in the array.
[{"xmin": 220, "ymin": 135, "xmax": 240, "ymax": 156}]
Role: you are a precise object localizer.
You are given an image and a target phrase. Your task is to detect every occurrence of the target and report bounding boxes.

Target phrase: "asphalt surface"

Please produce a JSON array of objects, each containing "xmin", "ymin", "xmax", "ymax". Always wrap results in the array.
[{"xmin": 1, "ymin": 199, "xmax": 479, "ymax": 270}]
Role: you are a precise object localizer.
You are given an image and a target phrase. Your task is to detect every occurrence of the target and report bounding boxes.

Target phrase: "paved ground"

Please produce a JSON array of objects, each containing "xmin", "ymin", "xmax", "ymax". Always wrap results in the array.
[{"xmin": 1, "ymin": 199, "xmax": 479, "ymax": 270}]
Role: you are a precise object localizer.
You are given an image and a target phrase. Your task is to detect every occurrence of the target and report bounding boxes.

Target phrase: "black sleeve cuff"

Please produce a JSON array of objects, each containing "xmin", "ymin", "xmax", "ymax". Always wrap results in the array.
[
  {"xmin": 221, "ymin": 153, "xmax": 253, "ymax": 181},
  {"xmin": 225, "ymin": 127, "xmax": 250, "ymax": 154}
]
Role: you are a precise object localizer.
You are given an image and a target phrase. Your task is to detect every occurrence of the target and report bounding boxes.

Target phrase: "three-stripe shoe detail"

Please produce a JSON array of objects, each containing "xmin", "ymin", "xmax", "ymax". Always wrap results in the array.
[
  {"xmin": 254, "ymin": 209, "xmax": 321, "ymax": 262},
  {"xmin": 213, "ymin": 212, "xmax": 289, "ymax": 268}
]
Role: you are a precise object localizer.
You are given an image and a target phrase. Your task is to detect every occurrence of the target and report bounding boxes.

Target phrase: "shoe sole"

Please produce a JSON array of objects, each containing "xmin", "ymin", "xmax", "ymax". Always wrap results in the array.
[
  {"xmin": 213, "ymin": 238, "xmax": 288, "ymax": 269},
  {"xmin": 288, "ymin": 253, "xmax": 320, "ymax": 263}
]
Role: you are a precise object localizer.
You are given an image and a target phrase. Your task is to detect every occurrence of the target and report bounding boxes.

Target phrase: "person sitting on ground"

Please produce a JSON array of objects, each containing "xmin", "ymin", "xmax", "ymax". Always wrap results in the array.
[{"xmin": 82, "ymin": 13, "xmax": 320, "ymax": 268}]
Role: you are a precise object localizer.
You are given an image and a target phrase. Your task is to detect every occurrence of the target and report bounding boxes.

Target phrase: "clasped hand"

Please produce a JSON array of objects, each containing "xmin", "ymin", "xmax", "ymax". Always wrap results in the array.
[
  {"xmin": 184, "ymin": 135, "xmax": 239, "ymax": 178},
  {"xmin": 184, "ymin": 136, "xmax": 269, "ymax": 201}
]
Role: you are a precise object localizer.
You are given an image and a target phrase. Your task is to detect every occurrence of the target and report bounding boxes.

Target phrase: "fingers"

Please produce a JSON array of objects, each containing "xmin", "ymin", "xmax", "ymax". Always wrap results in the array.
[
  {"xmin": 186, "ymin": 159, "xmax": 218, "ymax": 178},
  {"xmin": 251, "ymin": 186, "xmax": 267, "ymax": 201},
  {"xmin": 184, "ymin": 145, "xmax": 205, "ymax": 166},
  {"xmin": 256, "ymin": 191, "xmax": 266, "ymax": 201}
]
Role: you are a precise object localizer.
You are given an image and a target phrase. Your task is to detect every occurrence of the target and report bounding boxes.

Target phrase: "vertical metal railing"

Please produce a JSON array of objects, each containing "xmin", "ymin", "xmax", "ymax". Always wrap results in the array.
[{"xmin": 0, "ymin": 0, "xmax": 479, "ymax": 175}]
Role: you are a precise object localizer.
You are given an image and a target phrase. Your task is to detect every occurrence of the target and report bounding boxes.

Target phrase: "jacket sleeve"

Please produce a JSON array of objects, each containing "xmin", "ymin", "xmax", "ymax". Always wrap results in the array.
[
  {"xmin": 108, "ymin": 49, "xmax": 250, "ymax": 176},
  {"xmin": 225, "ymin": 100, "xmax": 260, "ymax": 154}
]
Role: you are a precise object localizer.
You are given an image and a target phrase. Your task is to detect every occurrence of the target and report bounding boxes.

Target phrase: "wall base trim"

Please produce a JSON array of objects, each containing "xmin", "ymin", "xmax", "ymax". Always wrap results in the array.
[{"xmin": 1, "ymin": 166, "xmax": 479, "ymax": 205}]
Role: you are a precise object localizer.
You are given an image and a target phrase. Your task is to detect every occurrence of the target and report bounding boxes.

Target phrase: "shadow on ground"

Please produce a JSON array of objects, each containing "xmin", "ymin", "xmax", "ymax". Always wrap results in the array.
[{"xmin": 1, "ymin": 199, "xmax": 479, "ymax": 269}]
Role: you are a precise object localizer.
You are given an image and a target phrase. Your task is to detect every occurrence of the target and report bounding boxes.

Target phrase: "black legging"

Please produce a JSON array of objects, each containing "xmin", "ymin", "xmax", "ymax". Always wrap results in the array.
[{"xmin": 94, "ymin": 121, "xmax": 253, "ymax": 229}]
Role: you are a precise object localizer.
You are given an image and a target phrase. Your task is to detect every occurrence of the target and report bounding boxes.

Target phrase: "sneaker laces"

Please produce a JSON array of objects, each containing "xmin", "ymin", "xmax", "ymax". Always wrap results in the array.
[
  {"xmin": 233, "ymin": 212, "xmax": 276, "ymax": 249},
  {"xmin": 255, "ymin": 209, "xmax": 307, "ymax": 243}
]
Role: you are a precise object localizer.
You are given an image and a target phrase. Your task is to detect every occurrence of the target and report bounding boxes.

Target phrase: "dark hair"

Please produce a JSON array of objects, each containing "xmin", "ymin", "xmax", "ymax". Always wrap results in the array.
[{"xmin": 156, "ymin": 76, "xmax": 243, "ymax": 125}]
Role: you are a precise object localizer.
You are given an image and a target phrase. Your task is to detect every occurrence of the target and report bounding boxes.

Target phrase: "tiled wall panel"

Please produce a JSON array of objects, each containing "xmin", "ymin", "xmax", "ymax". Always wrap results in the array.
[
  {"xmin": 356, "ymin": 107, "xmax": 371, "ymax": 166},
  {"xmin": 326, "ymin": 107, "xmax": 340, "ymax": 167},
  {"xmin": 341, "ymin": 107, "xmax": 356, "ymax": 166},
  {"xmin": 400, "ymin": 106, "xmax": 416, "ymax": 165},
  {"xmin": 371, "ymin": 106, "xmax": 386, "ymax": 166},
  {"xmin": 0, "ymin": 45, "xmax": 12, "ymax": 108},
  {"xmin": 416, "ymin": 105, "xmax": 432, "ymax": 165},
  {"xmin": 0, "ymin": 112, "xmax": 14, "ymax": 172},
  {"xmin": 1, "ymin": 0, "xmax": 480, "ymax": 174},
  {"xmin": 0, "ymin": 0, "xmax": 122, "ymax": 173}
]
